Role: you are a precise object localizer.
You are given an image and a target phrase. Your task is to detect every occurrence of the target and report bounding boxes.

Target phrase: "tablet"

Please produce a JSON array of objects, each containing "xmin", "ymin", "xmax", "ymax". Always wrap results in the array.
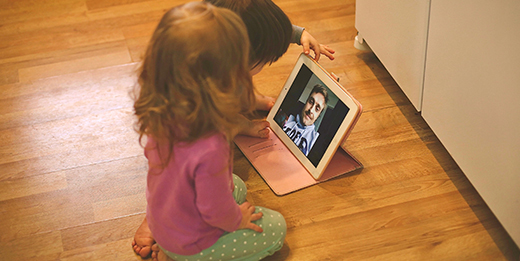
[{"xmin": 267, "ymin": 53, "xmax": 362, "ymax": 179}]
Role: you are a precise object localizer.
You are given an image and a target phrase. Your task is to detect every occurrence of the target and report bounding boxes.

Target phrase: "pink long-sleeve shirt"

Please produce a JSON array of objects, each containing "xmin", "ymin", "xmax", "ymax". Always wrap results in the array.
[{"xmin": 145, "ymin": 133, "xmax": 242, "ymax": 255}]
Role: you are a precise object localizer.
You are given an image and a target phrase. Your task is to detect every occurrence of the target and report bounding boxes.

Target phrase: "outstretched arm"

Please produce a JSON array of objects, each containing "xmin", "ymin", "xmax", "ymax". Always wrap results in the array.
[
  {"xmin": 300, "ymin": 30, "xmax": 335, "ymax": 61},
  {"xmin": 291, "ymin": 25, "xmax": 335, "ymax": 61}
]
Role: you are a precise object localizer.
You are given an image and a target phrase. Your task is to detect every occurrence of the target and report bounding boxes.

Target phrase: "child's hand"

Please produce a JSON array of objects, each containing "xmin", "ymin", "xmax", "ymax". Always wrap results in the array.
[
  {"xmin": 300, "ymin": 30, "xmax": 335, "ymax": 61},
  {"xmin": 255, "ymin": 93, "xmax": 275, "ymax": 111},
  {"xmin": 237, "ymin": 115, "xmax": 270, "ymax": 139},
  {"xmin": 238, "ymin": 202, "xmax": 264, "ymax": 233}
]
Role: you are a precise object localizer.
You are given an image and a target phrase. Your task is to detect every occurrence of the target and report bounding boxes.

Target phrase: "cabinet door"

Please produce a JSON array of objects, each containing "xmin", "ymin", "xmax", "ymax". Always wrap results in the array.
[
  {"xmin": 355, "ymin": 0, "xmax": 430, "ymax": 111},
  {"xmin": 422, "ymin": 0, "xmax": 520, "ymax": 246}
]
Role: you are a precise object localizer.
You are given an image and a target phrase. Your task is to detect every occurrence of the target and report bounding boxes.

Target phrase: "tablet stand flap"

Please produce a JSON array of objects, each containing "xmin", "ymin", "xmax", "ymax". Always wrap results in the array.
[
  {"xmin": 317, "ymin": 146, "xmax": 363, "ymax": 182},
  {"xmin": 234, "ymin": 131, "xmax": 362, "ymax": 195}
]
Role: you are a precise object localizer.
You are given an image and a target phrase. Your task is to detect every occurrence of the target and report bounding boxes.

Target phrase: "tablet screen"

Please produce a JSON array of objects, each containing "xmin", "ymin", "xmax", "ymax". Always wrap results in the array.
[{"xmin": 273, "ymin": 63, "xmax": 350, "ymax": 167}]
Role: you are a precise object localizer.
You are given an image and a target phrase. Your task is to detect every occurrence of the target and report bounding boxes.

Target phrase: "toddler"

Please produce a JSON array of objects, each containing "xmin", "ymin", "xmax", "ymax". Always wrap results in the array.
[
  {"xmin": 133, "ymin": 0, "xmax": 335, "ymax": 257},
  {"xmin": 132, "ymin": 2, "xmax": 286, "ymax": 260}
]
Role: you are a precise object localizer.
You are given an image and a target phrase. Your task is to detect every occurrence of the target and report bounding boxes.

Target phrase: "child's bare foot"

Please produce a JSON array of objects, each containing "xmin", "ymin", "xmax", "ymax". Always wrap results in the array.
[
  {"xmin": 151, "ymin": 243, "xmax": 174, "ymax": 261},
  {"xmin": 132, "ymin": 217, "xmax": 155, "ymax": 258},
  {"xmin": 151, "ymin": 243, "xmax": 159, "ymax": 261},
  {"xmin": 239, "ymin": 117, "xmax": 270, "ymax": 138},
  {"xmin": 255, "ymin": 93, "xmax": 275, "ymax": 111}
]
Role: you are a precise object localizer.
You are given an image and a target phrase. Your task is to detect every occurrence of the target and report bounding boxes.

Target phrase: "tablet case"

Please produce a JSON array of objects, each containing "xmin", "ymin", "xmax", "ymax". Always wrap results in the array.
[{"xmin": 234, "ymin": 130, "xmax": 363, "ymax": 195}]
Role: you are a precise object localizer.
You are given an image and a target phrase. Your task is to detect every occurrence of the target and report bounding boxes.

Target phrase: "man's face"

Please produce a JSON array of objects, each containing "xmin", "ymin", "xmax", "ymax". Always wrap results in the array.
[{"xmin": 301, "ymin": 92, "xmax": 326, "ymax": 126}]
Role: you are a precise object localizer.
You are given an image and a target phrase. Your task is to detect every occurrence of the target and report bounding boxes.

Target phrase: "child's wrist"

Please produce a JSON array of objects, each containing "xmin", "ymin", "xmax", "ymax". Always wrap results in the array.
[{"xmin": 291, "ymin": 24, "xmax": 305, "ymax": 45}]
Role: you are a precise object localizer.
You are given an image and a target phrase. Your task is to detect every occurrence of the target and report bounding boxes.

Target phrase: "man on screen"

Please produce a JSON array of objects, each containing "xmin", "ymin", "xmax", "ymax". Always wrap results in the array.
[{"xmin": 282, "ymin": 84, "xmax": 329, "ymax": 156}]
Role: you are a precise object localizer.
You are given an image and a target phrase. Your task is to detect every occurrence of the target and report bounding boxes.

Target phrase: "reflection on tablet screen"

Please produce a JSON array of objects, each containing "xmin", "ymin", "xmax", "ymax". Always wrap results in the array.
[{"xmin": 274, "ymin": 64, "xmax": 350, "ymax": 167}]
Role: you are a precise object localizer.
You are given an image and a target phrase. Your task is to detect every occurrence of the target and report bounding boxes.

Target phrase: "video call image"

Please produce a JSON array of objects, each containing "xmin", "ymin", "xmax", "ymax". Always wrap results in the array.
[{"xmin": 274, "ymin": 64, "xmax": 350, "ymax": 167}]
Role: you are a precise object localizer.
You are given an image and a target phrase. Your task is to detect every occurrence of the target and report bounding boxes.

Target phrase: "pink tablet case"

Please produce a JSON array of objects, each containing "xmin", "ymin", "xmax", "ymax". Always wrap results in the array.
[{"xmin": 234, "ymin": 130, "xmax": 363, "ymax": 195}]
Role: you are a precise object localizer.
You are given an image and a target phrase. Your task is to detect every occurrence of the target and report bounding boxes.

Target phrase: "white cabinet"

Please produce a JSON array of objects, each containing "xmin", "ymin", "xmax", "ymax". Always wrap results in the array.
[
  {"xmin": 356, "ymin": 0, "xmax": 520, "ymax": 246},
  {"xmin": 355, "ymin": 0, "xmax": 430, "ymax": 111},
  {"xmin": 422, "ymin": 0, "xmax": 520, "ymax": 246}
]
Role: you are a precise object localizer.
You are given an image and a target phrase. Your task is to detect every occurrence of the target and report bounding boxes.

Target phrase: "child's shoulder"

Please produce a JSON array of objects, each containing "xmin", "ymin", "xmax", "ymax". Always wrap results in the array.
[
  {"xmin": 183, "ymin": 132, "xmax": 229, "ymax": 156},
  {"xmin": 184, "ymin": 133, "xmax": 230, "ymax": 166},
  {"xmin": 145, "ymin": 132, "xmax": 227, "ymax": 155},
  {"xmin": 196, "ymin": 132, "xmax": 228, "ymax": 148}
]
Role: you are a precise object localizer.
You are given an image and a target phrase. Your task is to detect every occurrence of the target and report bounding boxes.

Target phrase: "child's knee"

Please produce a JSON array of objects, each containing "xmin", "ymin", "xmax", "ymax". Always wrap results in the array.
[{"xmin": 256, "ymin": 207, "xmax": 286, "ymax": 241}]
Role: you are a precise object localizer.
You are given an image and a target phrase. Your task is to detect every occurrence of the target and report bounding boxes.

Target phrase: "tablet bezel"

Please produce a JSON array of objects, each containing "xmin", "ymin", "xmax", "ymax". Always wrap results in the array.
[{"xmin": 266, "ymin": 53, "xmax": 361, "ymax": 180}]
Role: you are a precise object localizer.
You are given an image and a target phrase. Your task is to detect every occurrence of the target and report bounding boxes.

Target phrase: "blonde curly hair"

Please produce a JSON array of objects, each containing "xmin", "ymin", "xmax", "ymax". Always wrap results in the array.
[{"xmin": 133, "ymin": 2, "xmax": 255, "ymax": 163}]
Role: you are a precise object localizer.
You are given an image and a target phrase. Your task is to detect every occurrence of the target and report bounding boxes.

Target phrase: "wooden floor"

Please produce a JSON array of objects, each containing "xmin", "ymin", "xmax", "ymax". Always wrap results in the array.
[{"xmin": 1, "ymin": 0, "xmax": 518, "ymax": 260}]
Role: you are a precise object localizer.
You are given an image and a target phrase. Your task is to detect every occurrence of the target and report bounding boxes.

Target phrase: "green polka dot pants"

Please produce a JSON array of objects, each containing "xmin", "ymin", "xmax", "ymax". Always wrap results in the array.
[{"xmin": 160, "ymin": 174, "xmax": 287, "ymax": 261}]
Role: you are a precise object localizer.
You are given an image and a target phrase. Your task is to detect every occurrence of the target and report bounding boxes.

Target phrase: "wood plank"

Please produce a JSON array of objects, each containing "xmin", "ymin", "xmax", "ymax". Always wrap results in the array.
[
  {"xmin": 0, "ymin": 66, "xmax": 18, "ymax": 85},
  {"xmin": 0, "ymin": 1, "xmax": 177, "ymax": 36},
  {"xmin": 59, "ymin": 238, "xmax": 144, "ymax": 261},
  {"xmin": 18, "ymin": 48, "xmax": 132, "ymax": 82},
  {"xmin": 0, "ymin": 0, "xmax": 87, "ymax": 26},
  {"xmin": 60, "ymin": 214, "xmax": 144, "ymax": 252},
  {"xmin": 285, "ymin": 2, "xmax": 356, "ymax": 23},
  {"xmin": 86, "ymin": 0, "xmax": 153, "ymax": 10},
  {"xmin": 0, "ymin": 231, "xmax": 63, "ymax": 261},
  {"xmin": 277, "ymin": 0, "xmax": 353, "ymax": 14},
  {"xmin": 0, "ymin": 190, "xmax": 95, "ymax": 243},
  {"xmin": 93, "ymin": 193, "xmax": 146, "ymax": 222},
  {"xmin": 125, "ymin": 36, "xmax": 149, "ymax": 62},
  {"xmin": 122, "ymin": 22, "xmax": 158, "ymax": 62},
  {"xmin": 0, "ymin": 156, "xmax": 146, "ymax": 243},
  {"xmin": 0, "ymin": 171, "xmax": 67, "ymax": 201},
  {"xmin": 0, "ymin": 109, "xmax": 142, "ymax": 180},
  {"xmin": 371, "ymin": 230, "xmax": 507, "ymax": 260},
  {"xmin": 0, "ymin": 40, "xmax": 130, "ymax": 72},
  {"xmin": 0, "ymin": 108, "xmax": 139, "ymax": 163},
  {"xmin": 0, "ymin": 61, "xmax": 137, "ymax": 104},
  {"xmin": 83, "ymin": 0, "xmax": 184, "ymax": 24},
  {"xmin": 248, "ymin": 170, "xmax": 470, "ymax": 226},
  {"xmin": 0, "ymin": 26, "xmax": 126, "ymax": 61},
  {"xmin": 279, "ymin": 195, "xmax": 502, "ymax": 260}
]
